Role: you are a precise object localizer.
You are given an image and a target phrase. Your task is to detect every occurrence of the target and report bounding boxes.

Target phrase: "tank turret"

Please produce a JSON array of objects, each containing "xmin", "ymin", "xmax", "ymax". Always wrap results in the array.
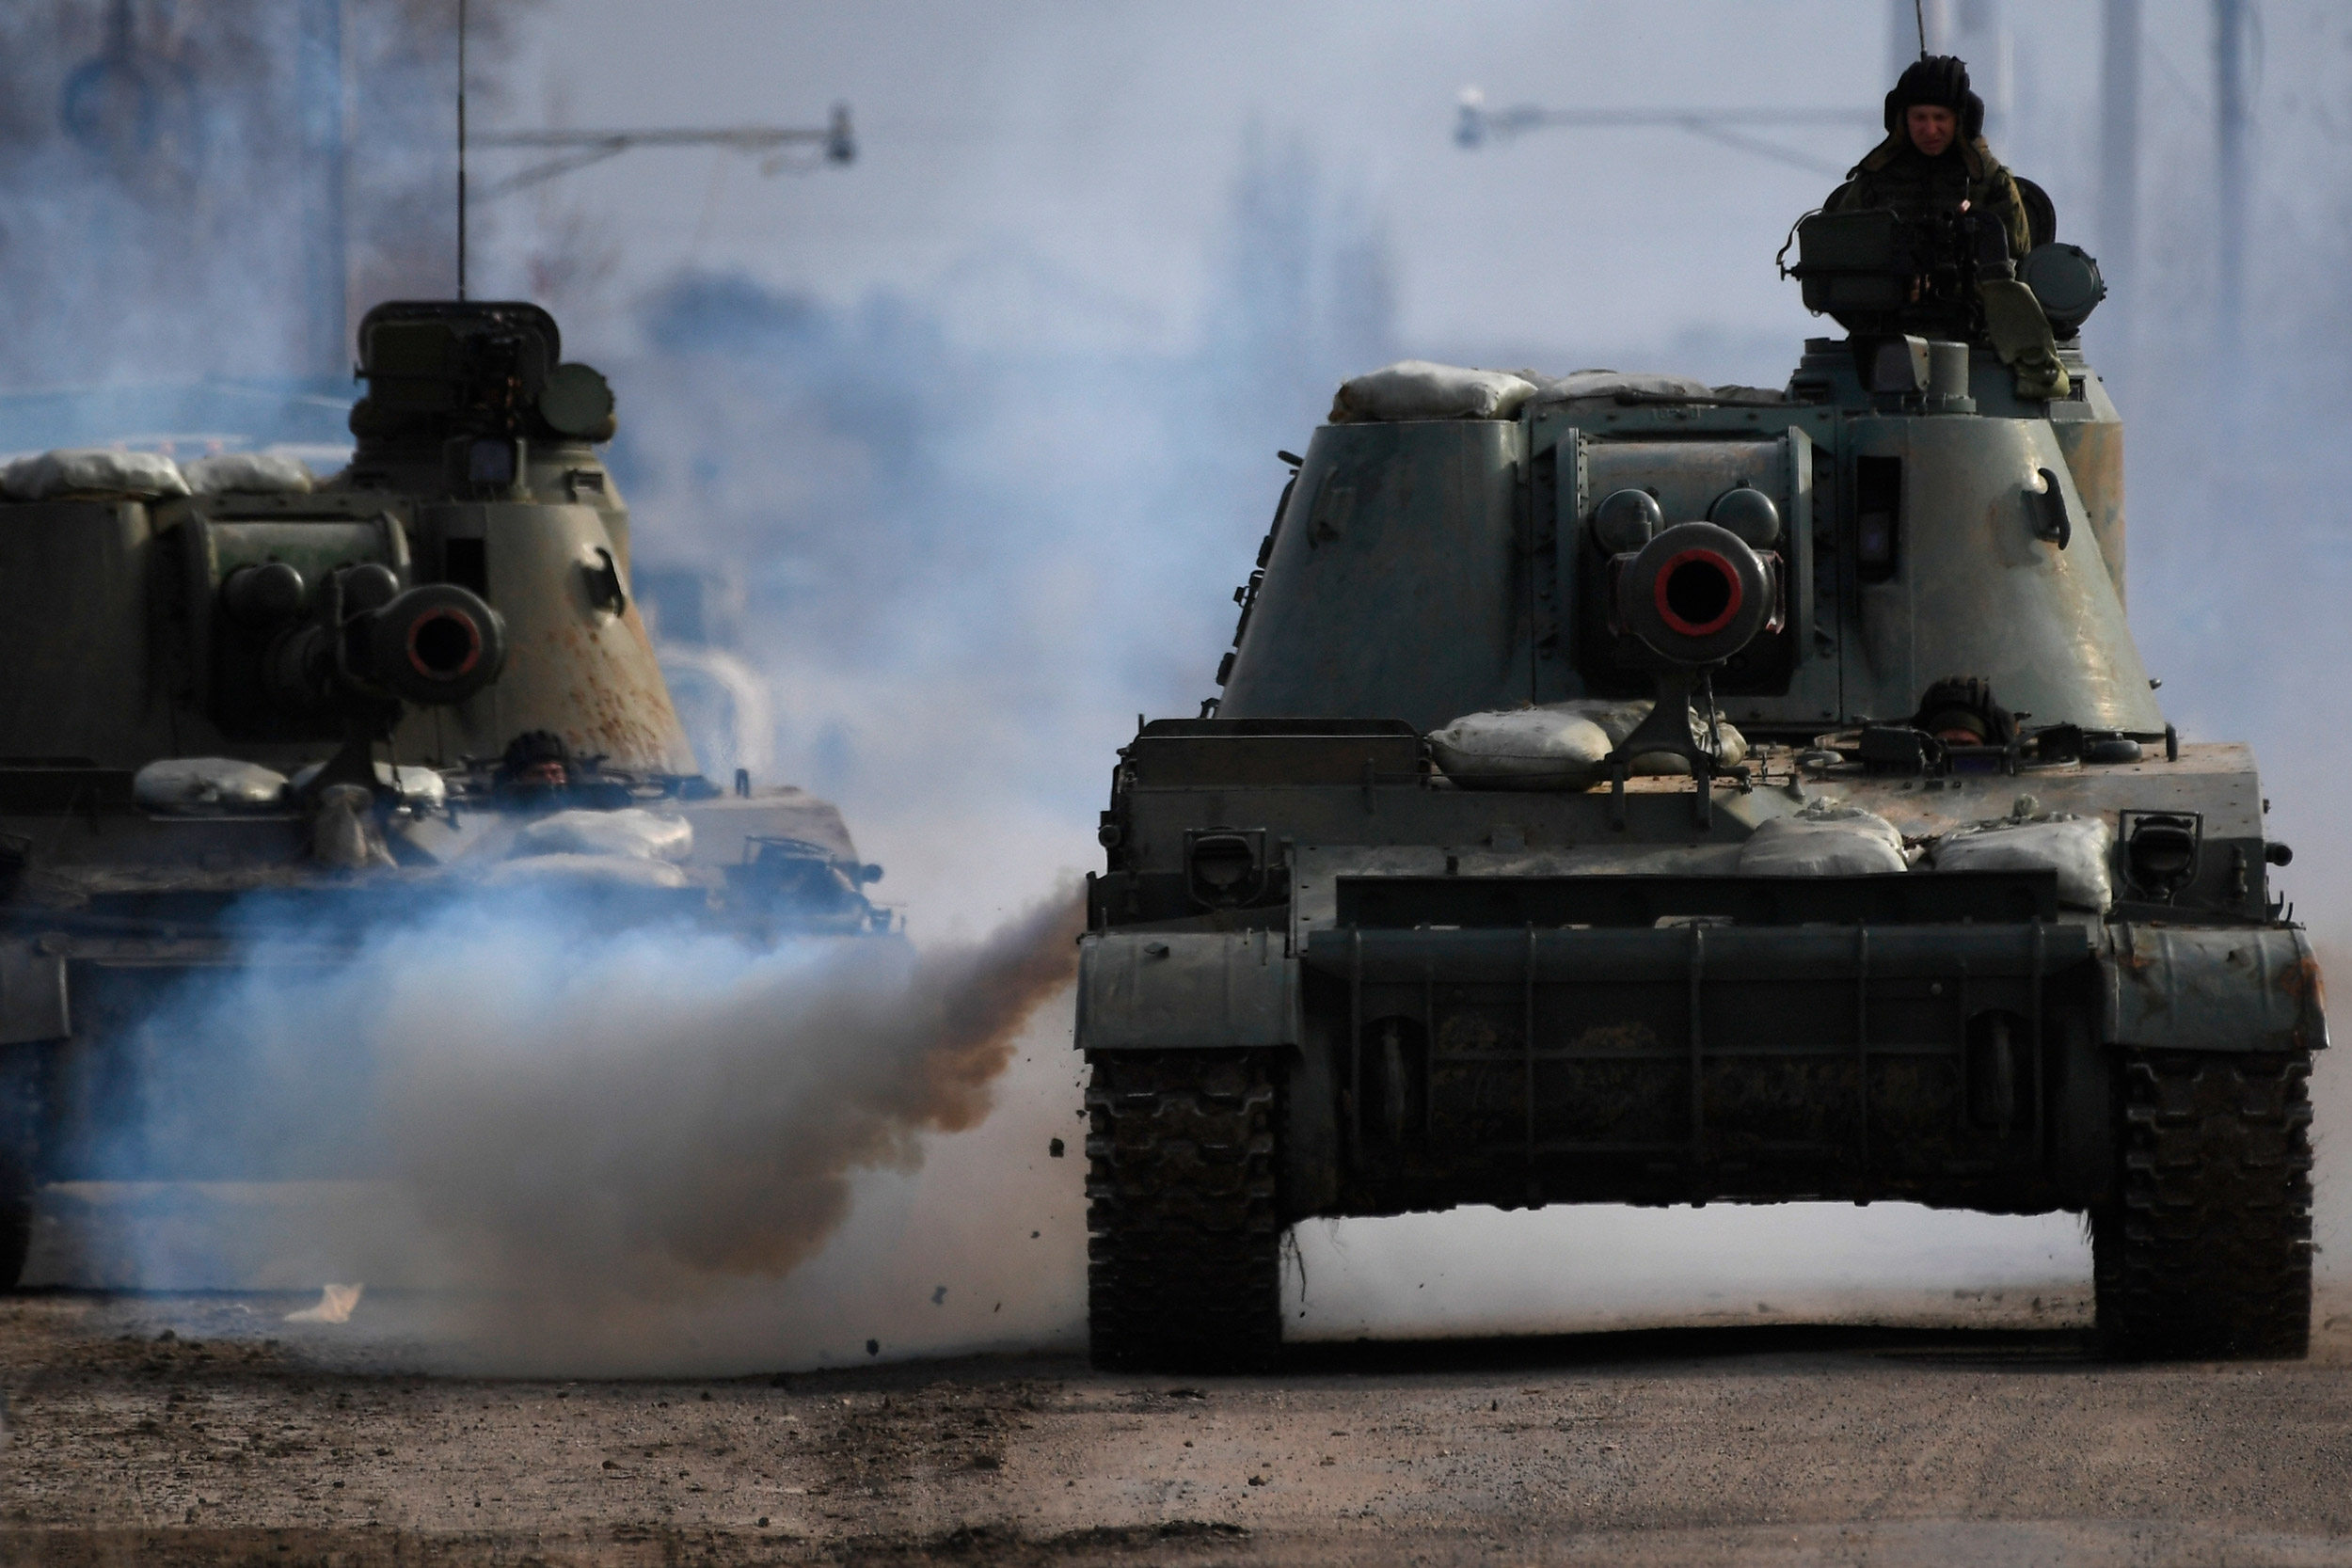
[{"xmin": 338, "ymin": 300, "xmax": 695, "ymax": 778}]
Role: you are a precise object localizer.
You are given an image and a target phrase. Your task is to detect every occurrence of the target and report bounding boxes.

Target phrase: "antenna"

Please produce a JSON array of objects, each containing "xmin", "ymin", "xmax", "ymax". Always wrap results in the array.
[
  {"xmin": 1915, "ymin": 0, "xmax": 1929, "ymax": 58},
  {"xmin": 456, "ymin": 0, "xmax": 469, "ymax": 299}
]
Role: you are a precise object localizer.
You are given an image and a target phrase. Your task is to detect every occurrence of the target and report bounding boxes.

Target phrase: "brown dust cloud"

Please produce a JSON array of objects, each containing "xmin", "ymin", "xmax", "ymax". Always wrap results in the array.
[{"xmin": 87, "ymin": 881, "xmax": 1088, "ymax": 1376}]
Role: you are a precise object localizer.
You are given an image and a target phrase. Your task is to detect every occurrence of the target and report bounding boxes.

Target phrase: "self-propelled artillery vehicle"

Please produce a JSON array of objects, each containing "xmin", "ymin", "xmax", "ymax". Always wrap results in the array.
[
  {"xmin": 1078, "ymin": 230, "xmax": 2320, "ymax": 1370},
  {"xmin": 0, "ymin": 300, "xmax": 887, "ymax": 1287}
]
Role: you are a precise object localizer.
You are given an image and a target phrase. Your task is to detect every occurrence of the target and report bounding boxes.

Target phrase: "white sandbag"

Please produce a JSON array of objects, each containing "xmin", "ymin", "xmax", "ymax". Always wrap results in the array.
[
  {"xmin": 1430, "ymin": 700, "xmax": 1744, "ymax": 790},
  {"xmin": 3, "ymin": 448, "xmax": 189, "ymax": 500},
  {"xmin": 1329, "ymin": 360, "xmax": 1537, "ymax": 423},
  {"xmin": 1523, "ymin": 370, "xmax": 1718, "ymax": 407},
  {"xmin": 511, "ymin": 807, "xmax": 694, "ymax": 863},
  {"xmin": 132, "ymin": 756, "xmax": 289, "ymax": 812},
  {"xmin": 1739, "ymin": 800, "xmax": 1907, "ymax": 876},
  {"xmin": 1428, "ymin": 705, "xmax": 1615, "ymax": 787},
  {"xmin": 478, "ymin": 852, "xmax": 691, "ymax": 891},
  {"xmin": 1930, "ymin": 815, "xmax": 2113, "ymax": 911},
  {"xmin": 289, "ymin": 760, "xmax": 447, "ymax": 807},
  {"xmin": 183, "ymin": 451, "xmax": 314, "ymax": 496}
]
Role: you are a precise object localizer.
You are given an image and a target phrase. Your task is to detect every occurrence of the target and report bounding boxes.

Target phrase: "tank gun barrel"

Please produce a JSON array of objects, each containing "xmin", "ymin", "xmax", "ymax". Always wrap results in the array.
[
  {"xmin": 1613, "ymin": 521, "xmax": 1782, "ymax": 667},
  {"xmin": 243, "ymin": 570, "xmax": 507, "ymax": 720}
]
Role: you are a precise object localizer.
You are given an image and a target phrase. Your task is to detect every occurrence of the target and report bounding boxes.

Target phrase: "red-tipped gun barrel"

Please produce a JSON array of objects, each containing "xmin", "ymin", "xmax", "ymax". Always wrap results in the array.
[{"xmin": 1613, "ymin": 520, "xmax": 1781, "ymax": 665}]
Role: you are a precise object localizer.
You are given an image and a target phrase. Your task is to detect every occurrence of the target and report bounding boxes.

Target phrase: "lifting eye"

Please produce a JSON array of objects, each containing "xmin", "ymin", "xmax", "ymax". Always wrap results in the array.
[
  {"xmin": 582, "ymin": 547, "xmax": 628, "ymax": 615},
  {"xmin": 2026, "ymin": 467, "xmax": 2071, "ymax": 548}
]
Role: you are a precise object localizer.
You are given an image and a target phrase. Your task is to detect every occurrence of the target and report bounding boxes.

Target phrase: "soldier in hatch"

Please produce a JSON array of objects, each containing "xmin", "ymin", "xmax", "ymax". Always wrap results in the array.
[
  {"xmin": 495, "ymin": 729, "xmax": 571, "ymax": 803},
  {"xmin": 1825, "ymin": 55, "xmax": 2071, "ymax": 401}
]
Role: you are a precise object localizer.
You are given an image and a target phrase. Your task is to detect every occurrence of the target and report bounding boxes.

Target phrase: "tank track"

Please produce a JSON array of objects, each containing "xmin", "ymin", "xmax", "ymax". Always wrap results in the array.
[
  {"xmin": 1085, "ymin": 1051, "xmax": 1281, "ymax": 1373},
  {"xmin": 0, "ymin": 1044, "xmax": 36, "ymax": 1291},
  {"xmin": 0, "ymin": 1166, "xmax": 27, "ymax": 1291},
  {"xmin": 2092, "ymin": 1050, "xmax": 2313, "ymax": 1360}
]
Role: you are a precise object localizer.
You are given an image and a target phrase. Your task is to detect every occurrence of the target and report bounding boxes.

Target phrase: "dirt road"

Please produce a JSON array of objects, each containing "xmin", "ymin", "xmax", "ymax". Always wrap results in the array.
[{"xmin": 5, "ymin": 1286, "xmax": 2352, "ymax": 1566}]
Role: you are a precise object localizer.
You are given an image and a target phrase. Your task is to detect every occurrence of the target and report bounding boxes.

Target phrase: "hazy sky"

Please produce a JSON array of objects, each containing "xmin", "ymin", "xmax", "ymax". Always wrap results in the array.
[
  {"xmin": 471, "ymin": 1, "xmax": 2352, "ymax": 915},
  {"xmin": 490, "ymin": 1, "xmax": 2161, "ymax": 367}
]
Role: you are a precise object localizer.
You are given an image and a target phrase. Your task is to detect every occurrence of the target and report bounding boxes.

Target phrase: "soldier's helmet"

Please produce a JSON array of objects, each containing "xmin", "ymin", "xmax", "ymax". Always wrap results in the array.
[
  {"xmin": 1911, "ymin": 674, "xmax": 2017, "ymax": 747},
  {"xmin": 1885, "ymin": 54, "xmax": 1984, "ymax": 141},
  {"xmin": 496, "ymin": 729, "xmax": 573, "ymax": 793}
]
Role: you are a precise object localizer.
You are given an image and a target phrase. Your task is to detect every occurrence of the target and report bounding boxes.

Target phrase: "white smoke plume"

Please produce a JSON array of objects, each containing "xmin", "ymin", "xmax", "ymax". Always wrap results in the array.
[{"xmin": 92, "ymin": 882, "xmax": 1084, "ymax": 1373}]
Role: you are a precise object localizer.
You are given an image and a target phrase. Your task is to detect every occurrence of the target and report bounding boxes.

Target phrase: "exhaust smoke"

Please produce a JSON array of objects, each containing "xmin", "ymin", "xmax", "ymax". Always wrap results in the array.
[{"xmin": 95, "ymin": 881, "xmax": 1085, "ymax": 1374}]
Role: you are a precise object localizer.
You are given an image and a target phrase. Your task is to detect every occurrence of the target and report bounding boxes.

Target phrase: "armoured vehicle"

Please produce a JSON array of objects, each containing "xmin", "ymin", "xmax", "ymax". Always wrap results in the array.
[
  {"xmin": 1078, "ymin": 227, "xmax": 2321, "ymax": 1370},
  {"xmin": 0, "ymin": 300, "xmax": 886, "ymax": 1288}
]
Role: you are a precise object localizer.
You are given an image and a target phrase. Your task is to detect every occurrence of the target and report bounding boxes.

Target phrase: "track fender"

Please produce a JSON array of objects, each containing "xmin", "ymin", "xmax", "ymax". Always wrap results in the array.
[
  {"xmin": 1076, "ymin": 930, "xmax": 1298, "ymax": 1051},
  {"xmin": 2102, "ymin": 925, "xmax": 2327, "ymax": 1053}
]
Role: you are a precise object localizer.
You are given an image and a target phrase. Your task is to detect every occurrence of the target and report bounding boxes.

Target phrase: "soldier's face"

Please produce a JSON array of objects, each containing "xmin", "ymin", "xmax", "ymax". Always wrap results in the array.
[{"xmin": 1906, "ymin": 104, "xmax": 1958, "ymax": 156}]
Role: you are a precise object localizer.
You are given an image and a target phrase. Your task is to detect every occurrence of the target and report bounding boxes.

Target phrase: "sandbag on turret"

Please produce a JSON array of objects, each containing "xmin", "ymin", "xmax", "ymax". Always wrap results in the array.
[
  {"xmin": 2, "ymin": 448, "xmax": 189, "ymax": 500},
  {"xmin": 1429, "ymin": 700, "xmax": 1745, "ymax": 790},
  {"xmin": 1521, "ymin": 369, "xmax": 1718, "ymax": 408},
  {"xmin": 1328, "ymin": 361, "xmax": 1538, "ymax": 423},
  {"xmin": 183, "ymin": 451, "xmax": 315, "ymax": 496}
]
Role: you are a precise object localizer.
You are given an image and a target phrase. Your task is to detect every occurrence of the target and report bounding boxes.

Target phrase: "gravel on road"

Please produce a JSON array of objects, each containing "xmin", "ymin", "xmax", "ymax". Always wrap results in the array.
[{"xmin": 5, "ymin": 1286, "xmax": 2351, "ymax": 1566}]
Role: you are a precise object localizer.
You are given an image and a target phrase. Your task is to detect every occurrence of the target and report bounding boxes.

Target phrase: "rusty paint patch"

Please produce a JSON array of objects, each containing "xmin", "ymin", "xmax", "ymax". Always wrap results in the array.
[{"xmin": 2280, "ymin": 954, "xmax": 2326, "ymax": 1006}]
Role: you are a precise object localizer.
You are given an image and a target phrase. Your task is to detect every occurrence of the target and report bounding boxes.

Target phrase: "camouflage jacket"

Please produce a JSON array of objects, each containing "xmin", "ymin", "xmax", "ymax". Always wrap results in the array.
[{"xmin": 1825, "ymin": 132, "xmax": 2033, "ymax": 262}]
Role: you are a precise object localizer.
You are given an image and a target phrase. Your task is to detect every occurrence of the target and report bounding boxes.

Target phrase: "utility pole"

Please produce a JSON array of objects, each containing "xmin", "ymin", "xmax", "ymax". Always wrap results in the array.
[
  {"xmin": 1951, "ymin": 0, "xmax": 2010, "ymax": 141},
  {"xmin": 457, "ymin": 0, "xmax": 469, "ymax": 299},
  {"xmin": 299, "ymin": 0, "xmax": 348, "ymax": 379},
  {"xmin": 2213, "ymin": 0, "xmax": 2249, "ymax": 375},
  {"xmin": 2099, "ymin": 0, "xmax": 2140, "ymax": 290}
]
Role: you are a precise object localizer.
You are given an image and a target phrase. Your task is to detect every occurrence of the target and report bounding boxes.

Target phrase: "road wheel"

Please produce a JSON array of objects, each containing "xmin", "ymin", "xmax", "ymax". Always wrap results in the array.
[
  {"xmin": 1086, "ymin": 1051, "xmax": 1281, "ymax": 1373},
  {"xmin": 2092, "ymin": 1050, "xmax": 2313, "ymax": 1360}
]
